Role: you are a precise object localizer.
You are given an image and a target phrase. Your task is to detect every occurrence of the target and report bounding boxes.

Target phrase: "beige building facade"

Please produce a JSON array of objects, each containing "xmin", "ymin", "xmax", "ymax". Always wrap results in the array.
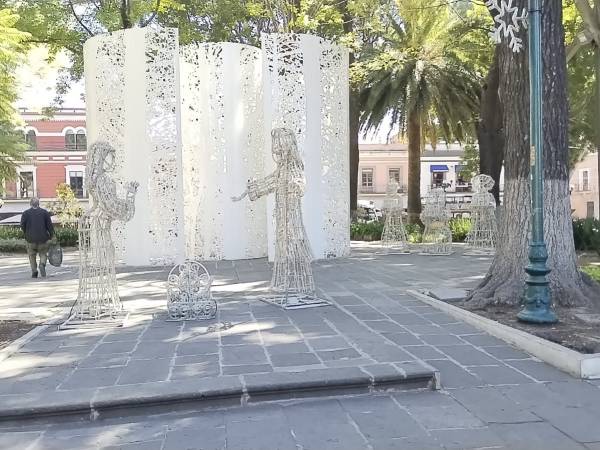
[{"xmin": 570, "ymin": 152, "xmax": 599, "ymax": 219}]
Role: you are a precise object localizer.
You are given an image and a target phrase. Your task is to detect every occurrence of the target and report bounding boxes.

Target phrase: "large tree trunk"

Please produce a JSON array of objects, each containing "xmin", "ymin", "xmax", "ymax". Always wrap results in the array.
[
  {"xmin": 467, "ymin": 0, "xmax": 600, "ymax": 308},
  {"xmin": 477, "ymin": 46, "xmax": 504, "ymax": 205},
  {"xmin": 340, "ymin": 0, "xmax": 359, "ymax": 215},
  {"xmin": 349, "ymin": 65, "xmax": 360, "ymax": 215},
  {"xmin": 407, "ymin": 111, "xmax": 422, "ymax": 224}
]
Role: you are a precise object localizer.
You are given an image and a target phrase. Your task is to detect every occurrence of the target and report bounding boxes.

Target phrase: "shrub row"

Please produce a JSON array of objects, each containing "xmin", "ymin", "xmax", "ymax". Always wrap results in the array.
[
  {"xmin": 0, "ymin": 226, "xmax": 79, "ymax": 249},
  {"xmin": 350, "ymin": 218, "xmax": 472, "ymax": 243}
]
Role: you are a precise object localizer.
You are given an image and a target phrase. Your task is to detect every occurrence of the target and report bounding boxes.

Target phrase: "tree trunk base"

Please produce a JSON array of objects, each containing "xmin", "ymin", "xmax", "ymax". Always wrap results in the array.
[{"xmin": 466, "ymin": 268, "xmax": 600, "ymax": 310}]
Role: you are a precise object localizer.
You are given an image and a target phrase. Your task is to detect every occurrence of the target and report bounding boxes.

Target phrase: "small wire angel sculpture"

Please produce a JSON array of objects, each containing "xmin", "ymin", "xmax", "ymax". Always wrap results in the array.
[
  {"xmin": 381, "ymin": 180, "xmax": 409, "ymax": 254},
  {"xmin": 466, "ymin": 174, "xmax": 498, "ymax": 254},
  {"xmin": 232, "ymin": 128, "xmax": 327, "ymax": 309},
  {"xmin": 62, "ymin": 142, "xmax": 138, "ymax": 326},
  {"xmin": 420, "ymin": 188, "xmax": 453, "ymax": 255}
]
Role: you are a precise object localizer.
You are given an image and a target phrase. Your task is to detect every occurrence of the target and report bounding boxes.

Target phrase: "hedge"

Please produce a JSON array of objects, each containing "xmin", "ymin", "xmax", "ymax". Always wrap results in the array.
[{"xmin": 0, "ymin": 225, "xmax": 78, "ymax": 250}]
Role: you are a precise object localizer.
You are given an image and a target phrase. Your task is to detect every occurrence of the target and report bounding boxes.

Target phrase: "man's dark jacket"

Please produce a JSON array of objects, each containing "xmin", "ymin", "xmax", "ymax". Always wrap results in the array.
[{"xmin": 20, "ymin": 208, "xmax": 54, "ymax": 244}]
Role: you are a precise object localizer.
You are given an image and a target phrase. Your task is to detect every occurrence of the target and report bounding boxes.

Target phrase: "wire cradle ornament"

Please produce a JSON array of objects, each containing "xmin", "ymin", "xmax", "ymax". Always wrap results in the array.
[
  {"xmin": 420, "ymin": 188, "xmax": 453, "ymax": 255},
  {"xmin": 466, "ymin": 175, "xmax": 498, "ymax": 254},
  {"xmin": 486, "ymin": 0, "xmax": 528, "ymax": 53},
  {"xmin": 62, "ymin": 142, "xmax": 138, "ymax": 328},
  {"xmin": 381, "ymin": 181, "xmax": 410, "ymax": 254},
  {"xmin": 232, "ymin": 128, "xmax": 328, "ymax": 309},
  {"xmin": 167, "ymin": 260, "xmax": 217, "ymax": 320}
]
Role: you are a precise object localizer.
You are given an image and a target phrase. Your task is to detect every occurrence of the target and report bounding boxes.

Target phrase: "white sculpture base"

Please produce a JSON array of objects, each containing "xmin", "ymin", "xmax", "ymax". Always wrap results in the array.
[
  {"xmin": 260, "ymin": 294, "xmax": 330, "ymax": 310},
  {"xmin": 59, "ymin": 311, "xmax": 129, "ymax": 330}
]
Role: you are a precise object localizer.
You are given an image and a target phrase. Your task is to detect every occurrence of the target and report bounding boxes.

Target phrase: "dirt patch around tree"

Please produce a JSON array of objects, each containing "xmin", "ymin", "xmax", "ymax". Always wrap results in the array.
[
  {"xmin": 0, "ymin": 320, "xmax": 37, "ymax": 350},
  {"xmin": 458, "ymin": 302, "xmax": 600, "ymax": 354}
]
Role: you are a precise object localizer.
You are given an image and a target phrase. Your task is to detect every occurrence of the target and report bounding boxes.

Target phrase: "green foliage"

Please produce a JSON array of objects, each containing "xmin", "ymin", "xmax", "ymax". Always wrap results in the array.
[
  {"xmin": 449, "ymin": 218, "xmax": 471, "ymax": 242},
  {"xmin": 572, "ymin": 218, "xmax": 600, "ymax": 254},
  {"xmin": 0, "ymin": 239, "xmax": 27, "ymax": 253},
  {"xmin": 0, "ymin": 9, "xmax": 29, "ymax": 192},
  {"xmin": 53, "ymin": 226, "xmax": 78, "ymax": 247},
  {"xmin": 0, "ymin": 226, "xmax": 24, "ymax": 240},
  {"xmin": 355, "ymin": 0, "xmax": 484, "ymax": 143},
  {"xmin": 459, "ymin": 143, "xmax": 480, "ymax": 182},
  {"xmin": 350, "ymin": 221, "xmax": 384, "ymax": 241},
  {"xmin": 404, "ymin": 223, "xmax": 423, "ymax": 243},
  {"xmin": 46, "ymin": 183, "xmax": 84, "ymax": 227},
  {"xmin": 0, "ymin": 225, "xmax": 78, "ymax": 248},
  {"xmin": 581, "ymin": 265, "xmax": 600, "ymax": 283}
]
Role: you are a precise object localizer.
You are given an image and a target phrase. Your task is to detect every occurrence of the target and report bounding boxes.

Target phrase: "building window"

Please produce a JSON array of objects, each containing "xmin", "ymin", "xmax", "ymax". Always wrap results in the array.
[
  {"xmin": 19, "ymin": 172, "xmax": 34, "ymax": 198},
  {"xmin": 388, "ymin": 168, "xmax": 401, "ymax": 184},
  {"xmin": 582, "ymin": 170, "xmax": 590, "ymax": 191},
  {"xmin": 587, "ymin": 202, "xmax": 595, "ymax": 219},
  {"xmin": 69, "ymin": 171, "xmax": 84, "ymax": 198},
  {"xmin": 66, "ymin": 130, "xmax": 87, "ymax": 151},
  {"xmin": 361, "ymin": 169, "xmax": 374, "ymax": 192},
  {"xmin": 25, "ymin": 130, "xmax": 37, "ymax": 150}
]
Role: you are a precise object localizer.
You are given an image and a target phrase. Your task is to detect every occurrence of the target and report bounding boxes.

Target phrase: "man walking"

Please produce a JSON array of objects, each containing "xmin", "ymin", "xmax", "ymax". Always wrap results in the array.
[{"xmin": 20, "ymin": 197, "xmax": 54, "ymax": 278}]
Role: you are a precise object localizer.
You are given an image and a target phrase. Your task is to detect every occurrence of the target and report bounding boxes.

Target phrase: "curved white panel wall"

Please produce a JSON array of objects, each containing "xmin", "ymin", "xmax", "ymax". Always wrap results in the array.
[
  {"xmin": 180, "ymin": 43, "xmax": 267, "ymax": 260},
  {"xmin": 262, "ymin": 33, "xmax": 351, "ymax": 260},
  {"xmin": 84, "ymin": 28, "xmax": 185, "ymax": 266}
]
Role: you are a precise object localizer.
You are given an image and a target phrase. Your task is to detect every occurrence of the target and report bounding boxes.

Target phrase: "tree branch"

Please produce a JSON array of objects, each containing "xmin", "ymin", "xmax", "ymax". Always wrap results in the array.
[
  {"xmin": 566, "ymin": 31, "xmax": 592, "ymax": 62},
  {"xmin": 68, "ymin": 0, "xmax": 94, "ymax": 36},
  {"xmin": 141, "ymin": 0, "xmax": 161, "ymax": 27},
  {"xmin": 574, "ymin": 0, "xmax": 600, "ymax": 41}
]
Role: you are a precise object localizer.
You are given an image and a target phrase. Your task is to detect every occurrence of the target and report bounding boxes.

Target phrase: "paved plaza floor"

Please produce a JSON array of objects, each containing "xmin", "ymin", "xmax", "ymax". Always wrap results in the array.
[{"xmin": 1, "ymin": 243, "xmax": 600, "ymax": 449}]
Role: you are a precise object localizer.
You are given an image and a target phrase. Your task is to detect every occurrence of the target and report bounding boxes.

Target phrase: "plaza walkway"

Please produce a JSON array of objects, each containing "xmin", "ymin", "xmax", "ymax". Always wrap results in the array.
[{"xmin": 0, "ymin": 243, "xmax": 599, "ymax": 449}]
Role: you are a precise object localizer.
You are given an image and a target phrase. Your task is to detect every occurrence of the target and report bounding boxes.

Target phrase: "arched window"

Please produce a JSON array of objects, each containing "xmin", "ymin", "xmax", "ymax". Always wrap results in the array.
[
  {"xmin": 25, "ymin": 130, "xmax": 36, "ymax": 150},
  {"xmin": 65, "ymin": 129, "xmax": 86, "ymax": 151},
  {"xmin": 76, "ymin": 130, "xmax": 87, "ymax": 150}
]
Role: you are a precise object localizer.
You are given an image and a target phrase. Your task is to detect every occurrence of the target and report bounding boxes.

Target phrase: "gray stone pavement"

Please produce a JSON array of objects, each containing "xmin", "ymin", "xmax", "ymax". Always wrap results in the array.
[{"xmin": 1, "ymin": 243, "xmax": 600, "ymax": 449}]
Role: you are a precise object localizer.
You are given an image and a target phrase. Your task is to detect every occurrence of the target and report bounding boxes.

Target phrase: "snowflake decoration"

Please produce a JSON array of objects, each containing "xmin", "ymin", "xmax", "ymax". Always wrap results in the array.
[{"xmin": 486, "ymin": 0, "xmax": 528, "ymax": 53}]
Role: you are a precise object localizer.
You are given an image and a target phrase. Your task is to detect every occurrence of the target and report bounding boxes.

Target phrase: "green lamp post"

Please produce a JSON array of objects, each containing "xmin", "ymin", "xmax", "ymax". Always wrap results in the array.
[{"xmin": 487, "ymin": 0, "xmax": 557, "ymax": 323}]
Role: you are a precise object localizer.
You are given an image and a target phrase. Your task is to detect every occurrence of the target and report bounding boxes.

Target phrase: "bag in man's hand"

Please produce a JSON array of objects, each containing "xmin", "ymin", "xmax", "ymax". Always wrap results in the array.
[{"xmin": 48, "ymin": 243, "xmax": 63, "ymax": 267}]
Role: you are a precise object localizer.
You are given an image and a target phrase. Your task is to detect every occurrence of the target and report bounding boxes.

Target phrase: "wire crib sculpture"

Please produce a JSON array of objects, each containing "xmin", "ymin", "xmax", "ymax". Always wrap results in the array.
[
  {"xmin": 466, "ymin": 174, "xmax": 498, "ymax": 254},
  {"xmin": 62, "ymin": 142, "xmax": 138, "ymax": 327},
  {"xmin": 232, "ymin": 128, "xmax": 328, "ymax": 309},
  {"xmin": 167, "ymin": 260, "xmax": 217, "ymax": 320},
  {"xmin": 381, "ymin": 181, "xmax": 410, "ymax": 254},
  {"xmin": 420, "ymin": 188, "xmax": 453, "ymax": 255}
]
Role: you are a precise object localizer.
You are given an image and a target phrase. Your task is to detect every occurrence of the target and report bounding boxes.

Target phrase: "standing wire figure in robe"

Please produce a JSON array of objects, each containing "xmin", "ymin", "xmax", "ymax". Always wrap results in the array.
[
  {"xmin": 232, "ymin": 128, "xmax": 327, "ymax": 309},
  {"xmin": 466, "ymin": 174, "xmax": 498, "ymax": 254},
  {"xmin": 420, "ymin": 187, "xmax": 453, "ymax": 255},
  {"xmin": 62, "ymin": 142, "xmax": 138, "ymax": 326},
  {"xmin": 381, "ymin": 180, "xmax": 409, "ymax": 254}
]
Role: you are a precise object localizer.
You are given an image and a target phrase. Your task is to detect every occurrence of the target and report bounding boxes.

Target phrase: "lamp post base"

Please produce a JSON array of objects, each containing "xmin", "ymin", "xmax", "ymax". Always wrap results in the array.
[{"xmin": 517, "ymin": 305, "xmax": 557, "ymax": 324}]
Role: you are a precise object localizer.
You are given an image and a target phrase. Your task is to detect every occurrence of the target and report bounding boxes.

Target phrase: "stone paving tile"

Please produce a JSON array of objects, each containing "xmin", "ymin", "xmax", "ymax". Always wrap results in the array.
[
  {"xmin": 265, "ymin": 343, "xmax": 311, "ymax": 354},
  {"xmin": 307, "ymin": 336, "xmax": 351, "ymax": 350},
  {"xmin": 436, "ymin": 344, "xmax": 500, "ymax": 366},
  {"xmin": 222, "ymin": 364, "xmax": 273, "ymax": 375},
  {"xmin": 426, "ymin": 359, "xmax": 482, "ymax": 389},
  {"xmin": 92, "ymin": 341, "xmax": 137, "ymax": 355},
  {"xmin": 482, "ymin": 345, "xmax": 533, "ymax": 360},
  {"xmin": 505, "ymin": 360, "xmax": 576, "ymax": 382},
  {"xmin": 59, "ymin": 367, "xmax": 122, "ymax": 390},
  {"xmin": 270, "ymin": 352, "xmax": 321, "ymax": 367},
  {"xmin": 490, "ymin": 422, "xmax": 588, "ymax": 450},
  {"xmin": 449, "ymin": 387, "xmax": 540, "ymax": 424},
  {"xmin": 316, "ymin": 348, "xmax": 362, "ymax": 361},
  {"xmin": 117, "ymin": 359, "xmax": 171, "ymax": 385},
  {"xmin": 406, "ymin": 400, "xmax": 485, "ymax": 430},
  {"xmin": 341, "ymin": 396, "xmax": 425, "ymax": 439},
  {"xmin": 532, "ymin": 403, "xmax": 600, "ymax": 443},
  {"xmin": 381, "ymin": 332, "xmax": 424, "ymax": 346},
  {"xmin": 420, "ymin": 334, "xmax": 465, "ymax": 346},
  {"xmin": 460, "ymin": 333, "xmax": 509, "ymax": 347},
  {"xmin": 403, "ymin": 345, "xmax": 446, "ymax": 360},
  {"xmin": 468, "ymin": 364, "xmax": 536, "ymax": 385},
  {"xmin": 429, "ymin": 427, "xmax": 504, "ymax": 450}
]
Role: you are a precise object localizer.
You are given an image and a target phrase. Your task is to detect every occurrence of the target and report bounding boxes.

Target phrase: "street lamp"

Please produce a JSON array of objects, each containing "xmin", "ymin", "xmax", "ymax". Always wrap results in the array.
[{"xmin": 486, "ymin": 0, "xmax": 557, "ymax": 323}]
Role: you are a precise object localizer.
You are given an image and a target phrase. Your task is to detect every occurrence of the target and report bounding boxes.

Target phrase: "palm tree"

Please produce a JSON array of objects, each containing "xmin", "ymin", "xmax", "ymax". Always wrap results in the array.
[{"xmin": 357, "ymin": 0, "xmax": 482, "ymax": 223}]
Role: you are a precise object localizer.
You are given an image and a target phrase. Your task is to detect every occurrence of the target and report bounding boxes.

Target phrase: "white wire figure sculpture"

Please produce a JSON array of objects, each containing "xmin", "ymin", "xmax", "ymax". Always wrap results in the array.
[
  {"xmin": 420, "ymin": 188, "xmax": 453, "ymax": 255},
  {"xmin": 466, "ymin": 174, "xmax": 498, "ymax": 254},
  {"xmin": 167, "ymin": 260, "xmax": 217, "ymax": 320},
  {"xmin": 62, "ymin": 142, "xmax": 138, "ymax": 327},
  {"xmin": 381, "ymin": 180, "xmax": 409, "ymax": 254},
  {"xmin": 232, "ymin": 128, "xmax": 328, "ymax": 309}
]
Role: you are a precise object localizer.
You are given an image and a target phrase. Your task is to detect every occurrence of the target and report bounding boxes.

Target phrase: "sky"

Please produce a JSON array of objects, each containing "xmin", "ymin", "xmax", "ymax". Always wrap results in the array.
[{"xmin": 16, "ymin": 47, "xmax": 85, "ymax": 110}]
